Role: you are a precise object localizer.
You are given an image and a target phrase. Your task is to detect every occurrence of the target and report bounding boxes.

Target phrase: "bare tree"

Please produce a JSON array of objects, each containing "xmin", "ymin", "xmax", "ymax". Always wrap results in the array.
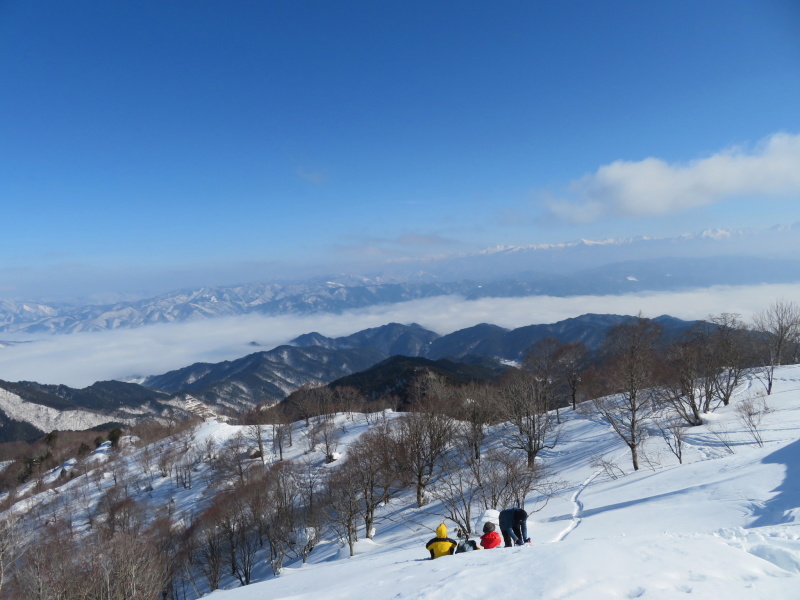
[
  {"xmin": 11, "ymin": 523, "xmax": 170, "ymax": 600},
  {"xmin": 686, "ymin": 321, "xmax": 719, "ymax": 413},
  {"xmin": 245, "ymin": 423, "xmax": 268, "ymax": 466},
  {"xmin": 473, "ymin": 448, "xmax": 513, "ymax": 510},
  {"xmin": 394, "ymin": 395, "xmax": 454, "ymax": 507},
  {"xmin": 735, "ymin": 395, "xmax": 769, "ymax": 447},
  {"xmin": 202, "ymin": 435, "xmax": 218, "ymax": 462},
  {"xmin": 325, "ymin": 460, "xmax": 362, "ymax": 557},
  {"xmin": 0, "ymin": 515, "xmax": 18, "ymax": 596},
  {"xmin": 157, "ymin": 441, "xmax": 180, "ymax": 479},
  {"xmin": 467, "ymin": 446, "xmax": 556, "ymax": 514},
  {"xmin": 305, "ymin": 420, "xmax": 321, "ymax": 454},
  {"xmin": 213, "ymin": 431, "xmax": 252, "ymax": 484},
  {"xmin": 98, "ymin": 492, "xmax": 147, "ymax": 538},
  {"xmin": 708, "ymin": 313, "xmax": 751, "ymax": 406},
  {"xmin": 752, "ymin": 299, "xmax": 800, "ymax": 394},
  {"xmin": 292, "ymin": 460, "xmax": 324, "ymax": 562},
  {"xmin": 230, "ymin": 499, "xmax": 260, "ymax": 586},
  {"xmin": 554, "ymin": 341, "xmax": 590, "ymax": 411},
  {"xmin": 654, "ymin": 410, "xmax": 686, "ymax": 464},
  {"xmin": 211, "ymin": 491, "xmax": 251, "ymax": 585},
  {"xmin": 332, "ymin": 385, "xmax": 365, "ymax": 419},
  {"xmin": 90, "ymin": 530, "xmax": 171, "ymax": 600},
  {"xmin": 429, "ymin": 444, "xmax": 481, "ymax": 535},
  {"xmin": 271, "ymin": 412, "xmax": 290, "ymax": 461},
  {"xmin": 262, "ymin": 461, "xmax": 301, "ymax": 575},
  {"xmin": 498, "ymin": 355, "xmax": 559, "ymax": 469},
  {"xmin": 191, "ymin": 507, "xmax": 226, "ymax": 592},
  {"xmin": 289, "ymin": 384, "xmax": 324, "ymax": 426},
  {"xmin": 660, "ymin": 316, "xmax": 750, "ymax": 418},
  {"xmin": 454, "ymin": 382, "xmax": 497, "ymax": 462},
  {"xmin": 346, "ymin": 426, "xmax": 402, "ymax": 539},
  {"xmin": 593, "ymin": 315, "xmax": 661, "ymax": 471},
  {"xmin": 314, "ymin": 385, "xmax": 336, "ymax": 421},
  {"xmin": 527, "ymin": 337, "xmax": 571, "ymax": 423},
  {"xmin": 656, "ymin": 337, "xmax": 706, "ymax": 426},
  {"xmin": 136, "ymin": 443, "xmax": 157, "ymax": 491},
  {"xmin": 175, "ymin": 449, "xmax": 201, "ymax": 490},
  {"xmin": 11, "ymin": 523, "xmax": 86, "ymax": 600},
  {"xmin": 318, "ymin": 419, "xmax": 341, "ymax": 463}
]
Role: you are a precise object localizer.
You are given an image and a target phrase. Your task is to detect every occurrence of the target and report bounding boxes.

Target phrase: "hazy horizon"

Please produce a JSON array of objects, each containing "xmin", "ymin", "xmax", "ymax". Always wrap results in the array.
[
  {"xmin": 1, "ymin": 282, "xmax": 798, "ymax": 387},
  {"xmin": 2, "ymin": 221, "xmax": 800, "ymax": 305}
]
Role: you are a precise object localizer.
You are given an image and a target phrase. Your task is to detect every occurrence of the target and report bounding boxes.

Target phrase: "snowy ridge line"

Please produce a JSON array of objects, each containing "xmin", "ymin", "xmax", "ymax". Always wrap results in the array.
[{"xmin": 0, "ymin": 387, "xmax": 123, "ymax": 432}]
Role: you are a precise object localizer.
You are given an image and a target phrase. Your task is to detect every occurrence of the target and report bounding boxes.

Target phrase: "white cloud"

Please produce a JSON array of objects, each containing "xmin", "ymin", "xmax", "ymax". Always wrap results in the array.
[
  {"xmin": 548, "ymin": 132, "xmax": 800, "ymax": 223},
  {"xmin": 2, "ymin": 283, "xmax": 799, "ymax": 388}
]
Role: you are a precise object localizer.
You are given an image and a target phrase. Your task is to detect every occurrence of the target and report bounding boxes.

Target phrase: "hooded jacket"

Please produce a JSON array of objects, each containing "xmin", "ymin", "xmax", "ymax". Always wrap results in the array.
[
  {"xmin": 480, "ymin": 530, "xmax": 503, "ymax": 549},
  {"xmin": 499, "ymin": 508, "xmax": 529, "ymax": 546},
  {"xmin": 425, "ymin": 523, "xmax": 457, "ymax": 559}
]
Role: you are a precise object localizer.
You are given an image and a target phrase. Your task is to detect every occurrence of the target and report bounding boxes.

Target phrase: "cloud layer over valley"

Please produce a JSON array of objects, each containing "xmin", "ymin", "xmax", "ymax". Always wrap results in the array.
[{"xmin": 2, "ymin": 283, "xmax": 798, "ymax": 388}]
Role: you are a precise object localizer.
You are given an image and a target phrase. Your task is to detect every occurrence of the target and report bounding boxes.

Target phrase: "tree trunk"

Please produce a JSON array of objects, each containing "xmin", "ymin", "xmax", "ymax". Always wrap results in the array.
[{"xmin": 629, "ymin": 443, "xmax": 639, "ymax": 471}]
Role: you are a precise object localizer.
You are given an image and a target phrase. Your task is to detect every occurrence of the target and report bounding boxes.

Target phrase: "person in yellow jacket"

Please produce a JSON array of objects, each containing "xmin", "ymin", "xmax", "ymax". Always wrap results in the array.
[{"xmin": 425, "ymin": 523, "xmax": 457, "ymax": 559}]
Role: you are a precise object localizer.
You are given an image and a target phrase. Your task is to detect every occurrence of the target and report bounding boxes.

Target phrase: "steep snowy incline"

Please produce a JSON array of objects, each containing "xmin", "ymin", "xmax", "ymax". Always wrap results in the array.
[
  {"xmin": 207, "ymin": 368, "xmax": 800, "ymax": 600},
  {"xmin": 6, "ymin": 367, "xmax": 800, "ymax": 599}
]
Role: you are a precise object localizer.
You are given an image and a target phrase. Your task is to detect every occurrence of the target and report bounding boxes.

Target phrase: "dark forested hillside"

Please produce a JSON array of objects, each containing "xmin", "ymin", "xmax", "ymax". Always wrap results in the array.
[{"xmin": 326, "ymin": 355, "xmax": 508, "ymax": 406}]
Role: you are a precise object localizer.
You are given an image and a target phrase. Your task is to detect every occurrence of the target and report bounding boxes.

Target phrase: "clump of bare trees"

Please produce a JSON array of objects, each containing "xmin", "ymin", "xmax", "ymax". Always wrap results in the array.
[
  {"xmin": 497, "ymin": 340, "xmax": 561, "ymax": 468},
  {"xmin": 395, "ymin": 393, "xmax": 455, "ymax": 507},
  {"xmin": 655, "ymin": 312, "xmax": 755, "ymax": 430},
  {"xmin": 7, "ymin": 518, "xmax": 171, "ymax": 600}
]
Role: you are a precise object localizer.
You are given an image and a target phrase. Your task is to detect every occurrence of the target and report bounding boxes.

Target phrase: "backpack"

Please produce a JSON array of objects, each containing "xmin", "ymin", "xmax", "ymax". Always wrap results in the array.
[{"xmin": 455, "ymin": 539, "xmax": 477, "ymax": 553}]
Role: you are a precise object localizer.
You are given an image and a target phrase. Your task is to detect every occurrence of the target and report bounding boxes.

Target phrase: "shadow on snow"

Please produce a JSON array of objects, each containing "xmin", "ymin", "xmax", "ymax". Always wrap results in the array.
[{"xmin": 750, "ymin": 438, "xmax": 800, "ymax": 528}]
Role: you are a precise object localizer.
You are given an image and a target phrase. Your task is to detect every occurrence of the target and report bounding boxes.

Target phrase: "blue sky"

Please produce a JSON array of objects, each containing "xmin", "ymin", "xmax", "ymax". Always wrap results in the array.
[{"xmin": 1, "ymin": 0, "xmax": 799, "ymax": 300}]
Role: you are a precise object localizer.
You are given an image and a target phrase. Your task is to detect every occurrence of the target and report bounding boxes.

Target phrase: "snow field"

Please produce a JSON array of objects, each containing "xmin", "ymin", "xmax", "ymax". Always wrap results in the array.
[{"xmin": 4, "ymin": 368, "xmax": 800, "ymax": 599}]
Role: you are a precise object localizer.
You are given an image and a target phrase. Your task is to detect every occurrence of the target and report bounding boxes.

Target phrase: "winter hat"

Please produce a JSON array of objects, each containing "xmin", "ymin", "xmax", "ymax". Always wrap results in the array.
[{"xmin": 483, "ymin": 522, "xmax": 496, "ymax": 533}]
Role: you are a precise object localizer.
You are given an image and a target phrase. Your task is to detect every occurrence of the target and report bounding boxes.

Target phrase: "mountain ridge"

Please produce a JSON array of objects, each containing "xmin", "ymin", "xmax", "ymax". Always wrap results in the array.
[
  {"xmin": 0, "ymin": 224, "xmax": 798, "ymax": 335},
  {"xmin": 0, "ymin": 313, "xmax": 720, "ymax": 443}
]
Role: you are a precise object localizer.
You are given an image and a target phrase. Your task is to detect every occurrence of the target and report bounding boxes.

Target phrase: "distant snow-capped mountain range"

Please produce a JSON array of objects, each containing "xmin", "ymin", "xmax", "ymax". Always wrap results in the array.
[
  {"xmin": 0, "ymin": 224, "xmax": 798, "ymax": 335},
  {"xmin": 478, "ymin": 227, "xmax": 736, "ymax": 254}
]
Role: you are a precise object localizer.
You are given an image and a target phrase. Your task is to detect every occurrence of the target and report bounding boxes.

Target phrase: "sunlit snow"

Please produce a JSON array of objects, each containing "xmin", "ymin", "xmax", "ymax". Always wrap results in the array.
[{"xmin": 5, "ymin": 367, "xmax": 800, "ymax": 599}]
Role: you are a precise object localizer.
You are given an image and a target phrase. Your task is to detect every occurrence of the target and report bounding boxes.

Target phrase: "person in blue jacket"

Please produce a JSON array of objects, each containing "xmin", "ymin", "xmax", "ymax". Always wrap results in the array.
[{"xmin": 498, "ymin": 507, "xmax": 530, "ymax": 547}]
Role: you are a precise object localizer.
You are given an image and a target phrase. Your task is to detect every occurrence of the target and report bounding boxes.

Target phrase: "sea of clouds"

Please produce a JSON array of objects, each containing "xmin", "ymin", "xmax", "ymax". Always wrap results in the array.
[{"xmin": 1, "ymin": 282, "xmax": 798, "ymax": 388}]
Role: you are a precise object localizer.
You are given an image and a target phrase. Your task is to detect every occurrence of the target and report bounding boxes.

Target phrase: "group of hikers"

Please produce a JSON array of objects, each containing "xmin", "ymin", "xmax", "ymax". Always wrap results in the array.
[{"xmin": 425, "ymin": 507, "xmax": 531, "ymax": 559}]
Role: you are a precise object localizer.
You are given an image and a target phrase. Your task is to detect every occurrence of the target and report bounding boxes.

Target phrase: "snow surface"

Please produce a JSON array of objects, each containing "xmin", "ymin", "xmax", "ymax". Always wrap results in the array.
[
  {"xmin": 5, "ymin": 367, "xmax": 800, "ymax": 599},
  {"xmin": 0, "ymin": 387, "xmax": 122, "ymax": 431},
  {"xmin": 206, "ymin": 368, "xmax": 800, "ymax": 600}
]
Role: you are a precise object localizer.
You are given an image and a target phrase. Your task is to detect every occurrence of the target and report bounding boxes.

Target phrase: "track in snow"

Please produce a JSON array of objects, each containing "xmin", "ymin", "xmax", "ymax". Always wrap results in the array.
[
  {"xmin": 550, "ymin": 468, "xmax": 603, "ymax": 543},
  {"xmin": 551, "ymin": 448, "xmax": 631, "ymax": 543}
]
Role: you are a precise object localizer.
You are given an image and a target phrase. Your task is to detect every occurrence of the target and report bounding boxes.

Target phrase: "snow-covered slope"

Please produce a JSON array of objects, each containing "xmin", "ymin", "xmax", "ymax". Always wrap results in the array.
[
  {"xmin": 206, "ymin": 369, "xmax": 800, "ymax": 600},
  {"xmin": 0, "ymin": 387, "xmax": 123, "ymax": 432},
  {"xmin": 5, "ymin": 367, "xmax": 800, "ymax": 599}
]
